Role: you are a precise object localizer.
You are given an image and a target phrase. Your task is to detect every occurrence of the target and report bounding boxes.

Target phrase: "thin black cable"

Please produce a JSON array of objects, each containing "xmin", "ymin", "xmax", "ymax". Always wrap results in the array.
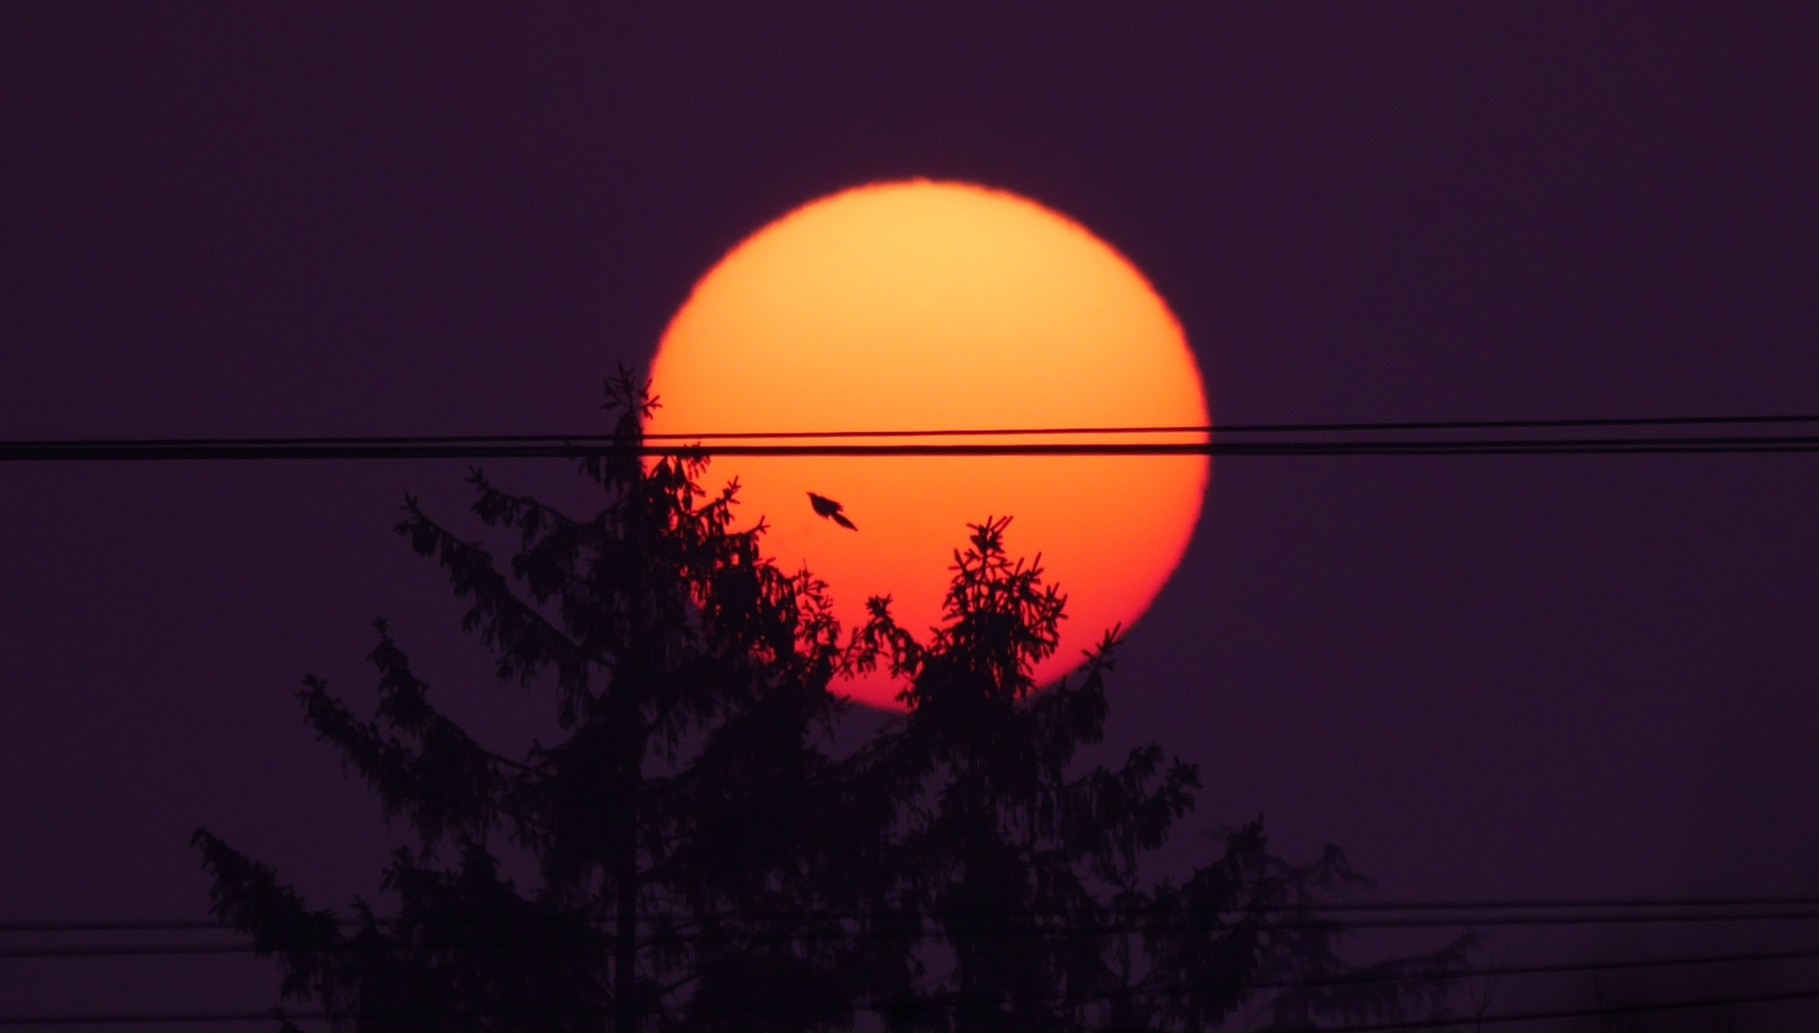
[
  {"xmin": 1189, "ymin": 985, "xmax": 1819, "ymax": 1033},
  {"xmin": 10, "ymin": 896, "xmax": 1819, "ymax": 934},
  {"xmin": 6, "ymin": 434, "xmax": 1819, "ymax": 461},
  {"xmin": 655, "ymin": 412, "xmax": 1819, "ymax": 438},
  {"xmin": 14, "ymin": 412, "xmax": 1819, "ymax": 449},
  {"xmin": 6, "ymin": 985, "xmax": 1819, "ymax": 1028},
  {"xmin": 9, "ymin": 910, "xmax": 1819, "ymax": 959},
  {"xmin": 28, "ymin": 945, "xmax": 1819, "ymax": 1003},
  {"xmin": 894, "ymin": 943, "xmax": 1819, "ymax": 1013}
]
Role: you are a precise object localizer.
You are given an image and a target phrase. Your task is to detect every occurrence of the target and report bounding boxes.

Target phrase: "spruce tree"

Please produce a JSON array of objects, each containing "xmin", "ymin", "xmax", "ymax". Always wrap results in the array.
[
  {"xmin": 845, "ymin": 517, "xmax": 1475, "ymax": 1032},
  {"xmin": 195, "ymin": 371, "xmax": 1472, "ymax": 1032},
  {"xmin": 193, "ymin": 370, "xmax": 900, "ymax": 1032}
]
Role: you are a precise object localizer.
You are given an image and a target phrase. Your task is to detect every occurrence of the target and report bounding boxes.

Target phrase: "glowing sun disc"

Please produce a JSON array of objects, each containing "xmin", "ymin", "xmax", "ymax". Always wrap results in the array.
[{"xmin": 646, "ymin": 180, "xmax": 1210, "ymax": 711}]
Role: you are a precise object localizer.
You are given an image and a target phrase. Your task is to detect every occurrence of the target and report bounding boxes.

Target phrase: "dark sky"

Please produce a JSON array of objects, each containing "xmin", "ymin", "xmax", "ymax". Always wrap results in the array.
[{"xmin": 4, "ymin": 3, "xmax": 1818, "ymax": 1027}]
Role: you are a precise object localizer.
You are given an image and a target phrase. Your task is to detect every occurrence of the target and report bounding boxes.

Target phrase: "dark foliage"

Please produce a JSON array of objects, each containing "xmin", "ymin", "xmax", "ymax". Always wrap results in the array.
[
  {"xmin": 844, "ymin": 517, "xmax": 1475, "ymax": 1032},
  {"xmin": 195, "ymin": 371, "xmax": 1472, "ymax": 1032},
  {"xmin": 196, "ymin": 370, "xmax": 877, "ymax": 1032}
]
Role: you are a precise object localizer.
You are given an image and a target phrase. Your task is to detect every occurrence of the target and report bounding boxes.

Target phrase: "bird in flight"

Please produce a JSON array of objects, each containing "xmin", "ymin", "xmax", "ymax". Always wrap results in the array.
[{"xmin": 807, "ymin": 492, "xmax": 857, "ymax": 530}]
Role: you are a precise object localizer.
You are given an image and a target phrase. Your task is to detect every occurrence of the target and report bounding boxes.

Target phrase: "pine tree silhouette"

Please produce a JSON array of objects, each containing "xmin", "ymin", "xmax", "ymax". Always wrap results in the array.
[
  {"xmin": 194, "ymin": 369, "xmax": 904, "ymax": 1032},
  {"xmin": 193, "ymin": 370, "xmax": 1473, "ymax": 1032},
  {"xmin": 845, "ymin": 517, "xmax": 1476, "ymax": 1032}
]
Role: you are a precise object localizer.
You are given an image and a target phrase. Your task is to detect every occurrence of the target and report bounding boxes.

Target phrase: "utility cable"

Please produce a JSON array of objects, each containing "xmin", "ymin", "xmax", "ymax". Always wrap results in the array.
[
  {"xmin": 6, "ymin": 984, "xmax": 1819, "ymax": 1028},
  {"xmin": 13, "ymin": 412, "xmax": 1819, "ymax": 447},
  {"xmin": 9, "ymin": 910, "xmax": 1819, "ymax": 959},
  {"xmin": 5, "ymin": 434, "xmax": 1819, "ymax": 461},
  {"xmin": 1191, "ymin": 985, "xmax": 1819, "ymax": 1033},
  {"xmin": 9, "ymin": 896, "xmax": 1819, "ymax": 935},
  {"xmin": 7, "ymin": 412, "xmax": 1819, "ymax": 461}
]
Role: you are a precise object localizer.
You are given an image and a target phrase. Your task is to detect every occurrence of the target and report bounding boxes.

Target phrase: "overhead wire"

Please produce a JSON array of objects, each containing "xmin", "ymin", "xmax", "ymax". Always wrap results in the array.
[
  {"xmin": 5, "ymin": 413, "xmax": 1815, "ymax": 1023},
  {"xmin": 4, "ymin": 436, "xmax": 1818, "ymax": 461},
  {"xmin": 12, "ymin": 412, "xmax": 1819, "ymax": 446},
  {"xmin": 13, "ymin": 940, "xmax": 1819, "ymax": 1003},
  {"xmin": 8, "ymin": 895, "xmax": 1819, "ymax": 936},
  {"xmin": 6, "ymin": 984, "xmax": 1819, "ymax": 1028},
  {"xmin": 10, "ymin": 903, "xmax": 1819, "ymax": 1023},
  {"xmin": 10, "ymin": 894, "xmax": 1819, "ymax": 945},
  {"xmin": 8, "ymin": 909, "xmax": 1819, "ymax": 959},
  {"xmin": 899, "ymin": 943, "xmax": 1819, "ymax": 1009},
  {"xmin": 5, "ymin": 413, "xmax": 1819, "ymax": 461},
  {"xmin": 1174, "ymin": 985, "xmax": 1819, "ymax": 1033}
]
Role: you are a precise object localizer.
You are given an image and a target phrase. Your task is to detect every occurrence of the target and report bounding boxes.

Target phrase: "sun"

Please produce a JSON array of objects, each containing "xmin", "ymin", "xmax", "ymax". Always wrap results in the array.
[{"xmin": 645, "ymin": 179, "xmax": 1209, "ymax": 711}]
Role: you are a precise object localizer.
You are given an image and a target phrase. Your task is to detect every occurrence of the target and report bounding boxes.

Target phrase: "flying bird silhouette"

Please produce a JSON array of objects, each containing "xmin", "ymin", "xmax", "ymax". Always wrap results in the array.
[{"xmin": 807, "ymin": 492, "xmax": 857, "ymax": 531}]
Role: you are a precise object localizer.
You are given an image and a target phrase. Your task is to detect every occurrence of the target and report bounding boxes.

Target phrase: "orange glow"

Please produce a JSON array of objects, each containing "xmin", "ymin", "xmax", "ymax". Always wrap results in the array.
[{"xmin": 647, "ymin": 180, "xmax": 1209, "ymax": 710}]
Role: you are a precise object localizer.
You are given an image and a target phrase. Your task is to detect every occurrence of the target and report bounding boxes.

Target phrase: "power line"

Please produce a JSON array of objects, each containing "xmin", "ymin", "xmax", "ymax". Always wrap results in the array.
[
  {"xmin": 6, "ymin": 412, "xmax": 1819, "ymax": 461},
  {"xmin": 6, "ymin": 984, "xmax": 1819, "ymax": 1028},
  {"xmin": 9, "ymin": 911, "xmax": 1819, "ymax": 959},
  {"xmin": 26, "ymin": 938, "xmax": 1819, "ymax": 998},
  {"xmin": 9, "ymin": 896, "xmax": 1819, "ymax": 935},
  {"xmin": 14, "ymin": 413, "xmax": 1819, "ymax": 448},
  {"xmin": 1199, "ymin": 985, "xmax": 1819, "ymax": 1033},
  {"xmin": 5, "ymin": 434, "xmax": 1819, "ymax": 462},
  {"xmin": 915, "ymin": 944, "xmax": 1819, "ymax": 1009},
  {"xmin": 655, "ymin": 412, "xmax": 1819, "ymax": 437}
]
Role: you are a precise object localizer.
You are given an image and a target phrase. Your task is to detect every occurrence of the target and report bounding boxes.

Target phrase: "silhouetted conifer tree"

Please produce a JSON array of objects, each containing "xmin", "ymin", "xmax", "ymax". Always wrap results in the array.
[
  {"xmin": 193, "ymin": 370, "xmax": 907, "ymax": 1032},
  {"xmin": 846, "ymin": 517, "xmax": 1475, "ymax": 1032},
  {"xmin": 195, "ymin": 372, "xmax": 1472, "ymax": 1032}
]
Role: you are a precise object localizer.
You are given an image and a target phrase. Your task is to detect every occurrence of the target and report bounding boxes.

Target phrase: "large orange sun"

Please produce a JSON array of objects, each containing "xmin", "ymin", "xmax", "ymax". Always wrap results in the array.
[{"xmin": 646, "ymin": 180, "xmax": 1209, "ymax": 710}]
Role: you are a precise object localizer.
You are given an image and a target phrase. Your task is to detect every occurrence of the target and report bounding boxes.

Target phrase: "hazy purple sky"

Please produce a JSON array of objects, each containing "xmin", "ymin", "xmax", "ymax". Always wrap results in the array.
[{"xmin": 4, "ymin": 4, "xmax": 1818, "ymax": 1028}]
